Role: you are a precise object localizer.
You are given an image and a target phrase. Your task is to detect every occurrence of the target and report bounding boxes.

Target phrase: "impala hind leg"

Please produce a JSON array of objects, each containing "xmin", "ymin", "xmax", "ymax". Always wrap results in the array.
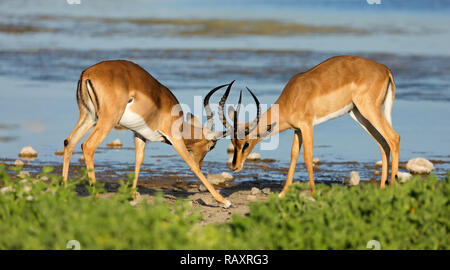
[
  {"xmin": 169, "ymin": 136, "xmax": 231, "ymax": 208},
  {"xmin": 279, "ymin": 129, "xmax": 302, "ymax": 197},
  {"xmin": 349, "ymin": 107, "xmax": 390, "ymax": 187},
  {"xmin": 132, "ymin": 133, "xmax": 146, "ymax": 189},
  {"xmin": 81, "ymin": 118, "xmax": 116, "ymax": 185},
  {"xmin": 63, "ymin": 112, "xmax": 94, "ymax": 181},
  {"xmin": 352, "ymin": 104, "xmax": 400, "ymax": 187}
]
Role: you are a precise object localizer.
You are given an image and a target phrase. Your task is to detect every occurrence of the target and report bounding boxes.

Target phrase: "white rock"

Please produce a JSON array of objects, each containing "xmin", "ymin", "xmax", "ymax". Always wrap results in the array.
[
  {"xmin": 247, "ymin": 153, "xmax": 261, "ymax": 161},
  {"xmin": 221, "ymin": 172, "xmax": 234, "ymax": 181},
  {"xmin": 18, "ymin": 170, "xmax": 30, "ymax": 178},
  {"xmin": 14, "ymin": 159, "xmax": 24, "ymax": 166},
  {"xmin": 375, "ymin": 160, "xmax": 383, "ymax": 167},
  {"xmin": 198, "ymin": 184, "xmax": 208, "ymax": 192},
  {"xmin": 344, "ymin": 171, "xmax": 360, "ymax": 186},
  {"xmin": 406, "ymin": 158, "xmax": 434, "ymax": 174},
  {"xmin": 207, "ymin": 174, "xmax": 227, "ymax": 185},
  {"xmin": 0, "ymin": 186, "xmax": 15, "ymax": 194},
  {"xmin": 312, "ymin": 158, "xmax": 320, "ymax": 164},
  {"xmin": 18, "ymin": 146, "xmax": 37, "ymax": 157},
  {"xmin": 262, "ymin": 188, "xmax": 271, "ymax": 195},
  {"xmin": 23, "ymin": 185, "xmax": 32, "ymax": 193},
  {"xmin": 250, "ymin": 187, "xmax": 261, "ymax": 195},
  {"xmin": 227, "ymin": 144, "xmax": 234, "ymax": 153},
  {"xmin": 398, "ymin": 171, "xmax": 412, "ymax": 183}
]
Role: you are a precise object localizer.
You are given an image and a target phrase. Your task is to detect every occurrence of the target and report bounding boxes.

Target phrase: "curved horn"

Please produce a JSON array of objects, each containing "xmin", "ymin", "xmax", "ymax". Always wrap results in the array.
[
  {"xmin": 244, "ymin": 86, "xmax": 261, "ymax": 136},
  {"xmin": 234, "ymin": 90, "xmax": 243, "ymax": 139},
  {"xmin": 204, "ymin": 83, "xmax": 229, "ymax": 131},
  {"xmin": 218, "ymin": 80, "xmax": 235, "ymax": 134}
]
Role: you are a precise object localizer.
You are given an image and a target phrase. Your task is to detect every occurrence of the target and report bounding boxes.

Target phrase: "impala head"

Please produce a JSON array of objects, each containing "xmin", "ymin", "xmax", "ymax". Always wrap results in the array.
[
  {"xmin": 217, "ymin": 83, "xmax": 275, "ymax": 172},
  {"xmin": 183, "ymin": 83, "xmax": 235, "ymax": 168}
]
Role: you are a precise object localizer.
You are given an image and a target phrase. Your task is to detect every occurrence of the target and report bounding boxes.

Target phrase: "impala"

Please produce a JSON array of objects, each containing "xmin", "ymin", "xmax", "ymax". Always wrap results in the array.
[
  {"xmin": 62, "ymin": 60, "xmax": 232, "ymax": 207},
  {"xmin": 218, "ymin": 56, "xmax": 400, "ymax": 196}
]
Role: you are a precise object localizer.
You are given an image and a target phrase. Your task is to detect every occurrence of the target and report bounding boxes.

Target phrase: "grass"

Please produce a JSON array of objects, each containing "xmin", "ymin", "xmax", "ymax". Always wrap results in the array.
[{"xmin": 0, "ymin": 164, "xmax": 448, "ymax": 250}]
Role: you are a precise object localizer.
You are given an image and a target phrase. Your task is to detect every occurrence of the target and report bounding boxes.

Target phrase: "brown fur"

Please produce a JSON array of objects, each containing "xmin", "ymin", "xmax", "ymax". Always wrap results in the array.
[
  {"xmin": 228, "ymin": 56, "xmax": 400, "ymax": 196},
  {"xmin": 62, "ymin": 60, "xmax": 230, "ymax": 207}
]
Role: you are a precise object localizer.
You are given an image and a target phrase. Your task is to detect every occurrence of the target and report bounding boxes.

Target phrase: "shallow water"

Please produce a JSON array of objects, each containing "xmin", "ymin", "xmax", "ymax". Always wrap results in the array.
[{"xmin": 0, "ymin": 0, "xmax": 449, "ymax": 183}]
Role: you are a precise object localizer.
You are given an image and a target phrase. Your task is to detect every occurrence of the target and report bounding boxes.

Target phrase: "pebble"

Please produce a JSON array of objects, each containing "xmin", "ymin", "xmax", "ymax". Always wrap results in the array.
[
  {"xmin": 18, "ymin": 170, "xmax": 30, "ymax": 178},
  {"xmin": 23, "ymin": 185, "xmax": 32, "ymax": 193},
  {"xmin": 247, "ymin": 153, "xmax": 261, "ymax": 161},
  {"xmin": 398, "ymin": 171, "xmax": 412, "ymax": 183},
  {"xmin": 406, "ymin": 157, "xmax": 434, "ymax": 174},
  {"xmin": 107, "ymin": 139, "xmax": 123, "ymax": 148},
  {"xmin": 18, "ymin": 146, "xmax": 37, "ymax": 158},
  {"xmin": 14, "ymin": 159, "xmax": 24, "ymax": 166},
  {"xmin": 375, "ymin": 160, "xmax": 383, "ymax": 167},
  {"xmin": 221, "ymin": 172, "xmax": 234, "ymax": 181},
  {"xmin": 344, "ymin": 171, "xmax": 360, "ymax": 186},
  {"xmin": 207, "ymin": 174, "xmax": 227, "ymax": 185},
  {"xmin": 198, "ymin": 184, "xmax": 208, "ymax": 192},
  {"xmin": 0, "ymin": 186, "xmax": 15, "ymax": 194},
  {"xmin": 300, "ymin": 190, "xmax": 316, "ymax": 202},
  {"xmin": 262, "ymin": 188, "xmax": 271, "ymax": 195},
  {"xmin": 250, "ymin": 187, "xmax": 261, "ymax": 195}
]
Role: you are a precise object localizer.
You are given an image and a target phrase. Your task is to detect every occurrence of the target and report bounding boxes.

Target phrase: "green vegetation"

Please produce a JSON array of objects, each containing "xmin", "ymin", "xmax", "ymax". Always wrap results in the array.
[{"xmin": 0, "ymin": 164, "xmax": 448, "ymax": 250}]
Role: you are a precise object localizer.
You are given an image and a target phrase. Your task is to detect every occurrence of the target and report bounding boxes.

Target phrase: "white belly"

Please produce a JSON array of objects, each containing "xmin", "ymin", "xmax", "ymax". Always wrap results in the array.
[
  {"xmin": 118, "ymin": 101, "xmax": 165, "ymax": 142},
  {"xmin": 313, "ymin": 103, "xmax": 354, "ymax": 126}
]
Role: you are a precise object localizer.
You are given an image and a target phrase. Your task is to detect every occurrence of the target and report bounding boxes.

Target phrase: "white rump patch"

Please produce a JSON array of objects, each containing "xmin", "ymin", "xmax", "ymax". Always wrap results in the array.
[
  {"xmin": 313, "ymin": 103, "xmax": 354, "ymax": 126},
  {"xmin": 119, "ymin": 101, "xmax": 169, "ymax": 142},
  {"xmin": 383, "ymin": 83, "xmax": 393, "ymax": 126}
]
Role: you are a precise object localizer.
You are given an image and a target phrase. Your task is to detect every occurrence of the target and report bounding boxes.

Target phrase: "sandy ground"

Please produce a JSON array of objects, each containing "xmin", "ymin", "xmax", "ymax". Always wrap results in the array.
[{"xmin": 99, "ymin": 177, "xmax": 284, "ymax": 226}]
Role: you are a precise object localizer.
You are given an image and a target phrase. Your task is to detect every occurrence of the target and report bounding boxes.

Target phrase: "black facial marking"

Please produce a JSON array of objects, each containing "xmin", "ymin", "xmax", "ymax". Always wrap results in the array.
[{"xmin": 242, "ymin": 142, "xmax": 250, "ymax": 151}]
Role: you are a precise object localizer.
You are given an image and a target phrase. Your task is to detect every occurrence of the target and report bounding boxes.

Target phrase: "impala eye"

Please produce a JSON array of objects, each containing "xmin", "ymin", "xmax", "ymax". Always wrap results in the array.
[{"xmin": 242, "ymin": 142, "xmax": 250, "ymax": 151}]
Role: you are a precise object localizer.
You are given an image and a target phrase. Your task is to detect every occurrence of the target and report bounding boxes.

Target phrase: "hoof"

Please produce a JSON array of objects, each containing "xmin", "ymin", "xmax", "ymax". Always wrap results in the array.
[{"xmin": 222, "ymin": 200, "xmax": 232, "ymax": 209}]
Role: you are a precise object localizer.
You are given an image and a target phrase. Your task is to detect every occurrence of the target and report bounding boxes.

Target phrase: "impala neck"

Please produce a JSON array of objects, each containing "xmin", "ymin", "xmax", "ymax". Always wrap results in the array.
[{"xmin": 252, "ymin": 103, "xmax": 290, "ymax": 143}]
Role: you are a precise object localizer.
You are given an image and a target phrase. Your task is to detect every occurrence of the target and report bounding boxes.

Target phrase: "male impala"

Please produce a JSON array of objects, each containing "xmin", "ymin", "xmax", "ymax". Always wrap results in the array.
[
  {"xmin": 62, "ymin": 60, "xmax": 232, "ymax": 207},
  {"xmin": 218, "ymin": 56, "xmax": 400, "ymax": 196}
]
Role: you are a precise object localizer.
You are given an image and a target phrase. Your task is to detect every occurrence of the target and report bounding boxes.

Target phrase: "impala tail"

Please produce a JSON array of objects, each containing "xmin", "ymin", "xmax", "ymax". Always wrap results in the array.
[
  {"xmin": 76, "ymin": 77, "xmax": 100, "ymax": 120},
  {"xmin": 384, "ymin": 71, "xmax": 396, "ymax": 126}
]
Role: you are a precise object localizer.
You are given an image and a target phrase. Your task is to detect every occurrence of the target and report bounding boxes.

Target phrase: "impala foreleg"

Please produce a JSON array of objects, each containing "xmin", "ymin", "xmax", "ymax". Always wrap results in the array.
[
  {"xmin": 279, "ymin": 129, "xmax": 302, "ymax": 197},
  {"xmin": 300, "ymin": 124, "xmax": 315, "ymax": 194},
  {"xmin": 63, "ymin": 112, "xmax": 94, "ymax": 181},
  {"xmin": 133, "ymin": 133, "xmax": 146, "ymax": 189},
  {"xmin": 170, "ymin": 137, "xmax": 231, "ymax": 208}
]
